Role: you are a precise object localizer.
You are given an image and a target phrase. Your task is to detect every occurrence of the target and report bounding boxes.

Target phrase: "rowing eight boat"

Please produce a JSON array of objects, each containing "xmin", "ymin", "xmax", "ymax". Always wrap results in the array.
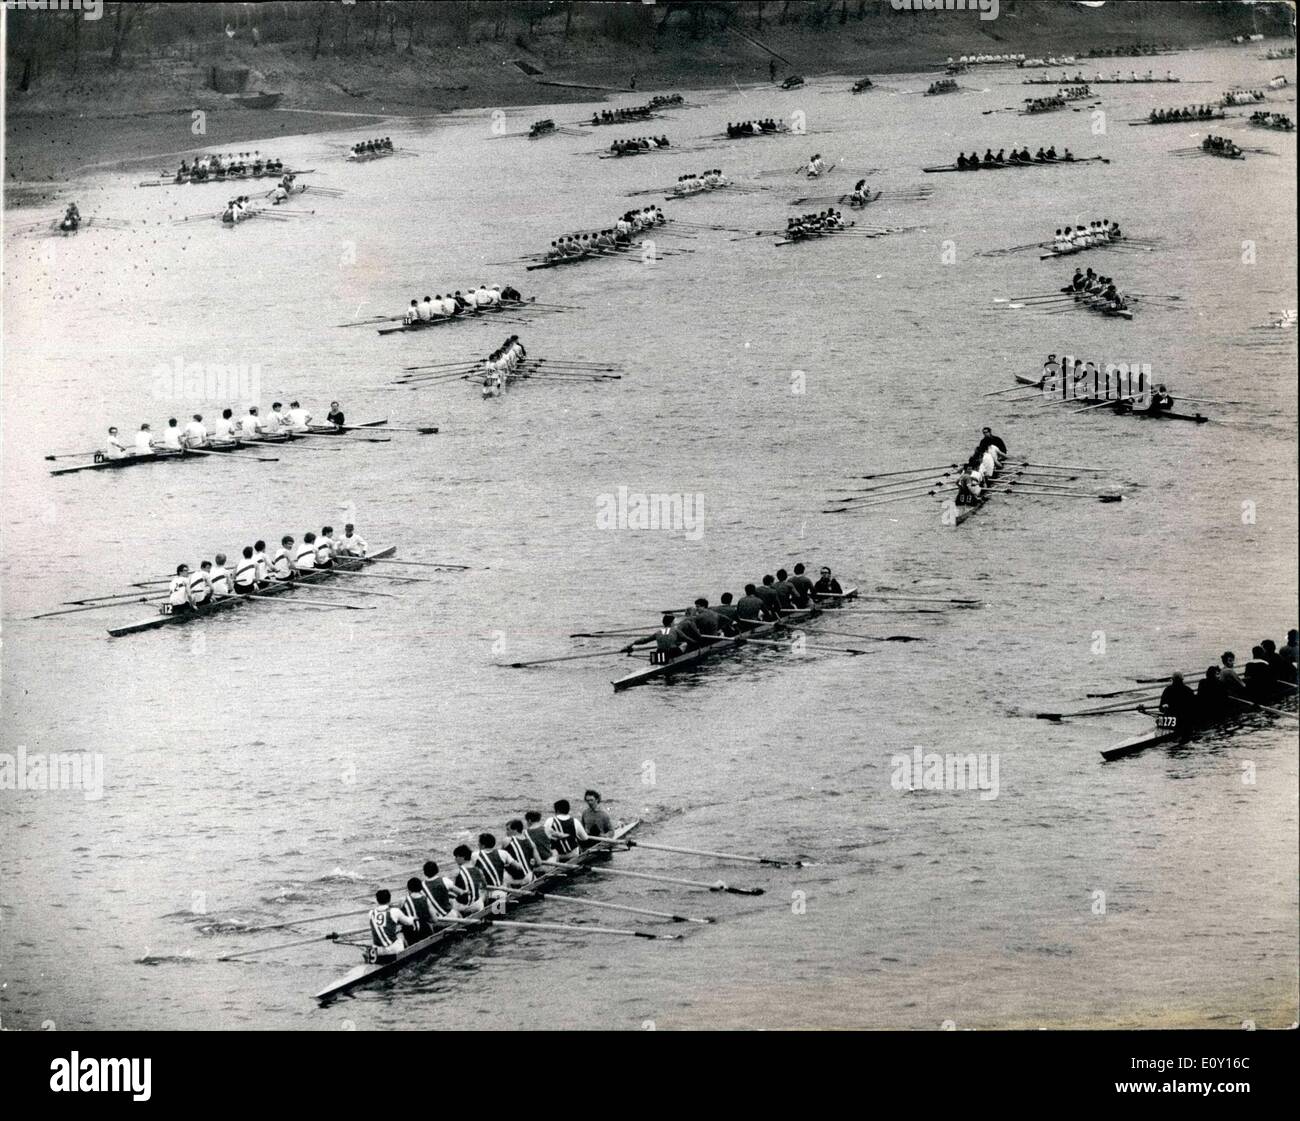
[
  {"xmin": 923, "ymin": 155, "xmax": 1108, "ymax": 173},
  {"xmin": 1101, "ymin": 693, "xmax": 1296, "ymax": 761},
  {"xmin": 1014, "ymin": 376, "xmax": 1207, "ymax": 422},
  {"xmin": 1039, "ymin": 234, "xmax": 1127, "ymax": 259},
  {"xmin": 1073, "ymin": 292, "xmax": 1133, "ymax": 319},
  {"xmin": 378, "ymin": 301, "xmax": 535, "ymax": 333},
  {"xmin": 106, "ymin": 546, "xmax": 396, "ymax": 637},
  {"xmin": 314, "ymin": 819, "xmax": 640, "ymax": 1002},
  {"xmin": 611, "ymin": 590, "xmax": 859, "ymax": 691}
]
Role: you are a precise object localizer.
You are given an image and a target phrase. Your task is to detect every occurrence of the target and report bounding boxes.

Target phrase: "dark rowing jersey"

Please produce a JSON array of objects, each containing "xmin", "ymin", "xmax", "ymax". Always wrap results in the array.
[
  {"xmin": 451, "ymin": 864, "xmax": 486, "ymax": 905},
  {"xmin": 736, "ymin": 593, "xmax": 766, "ymax": 622},
  {"xmin": 977, "ymin": 434, "xmax": 1007, "ymax": 455},
  {"xmin": 402, "ymin": 891, "xmax": 439, "ymax": 935},
  {"xmin": 688, "ymin": 607, "xmax": 724, "ymax": 636},
  {"xmin": 790, "ymin": 574, "xmax": 815, "ymax": 605},
  {"xmin": 527, "ymin": 824, "xmax": 553, "ymax": 861},
  {"xmin": 813, "ymin": 576, "xmax": 843, "ymax": 596},
  {"xmin": 369, "ymin": 906, "xmax": 403, "ymax": 948},
  {"xmin": 1159, "ymin": 680, "xmax": 1197, "ymax": 720},
  {"xmin": 582, "ymin": 808, "xmax": 613, "ymax": 837},
  {"xmin": 504, "ymin": 834, "xmax": 536, "ymax": 873},
  {"xmin": 327, "ymin": 409, "xmax": 345, "ymax": 428},
  {"xmin": 754, "ymin": 585, "xmax": 782, "ymax": 618},
  {"xmin": 420, "ymin": 877, "xmax": 453, "ymax": 916},
  {"xmin": 548, "ymin": 813, "xmax": 581, "ymax": 856},
  {"xmin": 713, "ymin": 602, "xmax": 741, "ymax": 630},
  {"xmin": 474, "ymin": 848, "xmax": 510, "ymax": 888},
  {"xmin": 771, "ymin": 579, "xmax": 796, "ymax": 608}
]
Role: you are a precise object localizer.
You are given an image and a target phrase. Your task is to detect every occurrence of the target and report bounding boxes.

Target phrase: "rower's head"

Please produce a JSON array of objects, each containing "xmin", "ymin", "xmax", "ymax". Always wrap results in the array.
[
  {"xmin": 762, "ymin": 574, "xmax": 775, "ymax": 586},
  {"xmin": 140, "ymin": 422, "xmax": 151, "ymax": 431},
  {"xmin": 776, "ymin": 569, "xmax": 788, "ymax": 581},
  {"xmin": 694, "ymin": 598, "xmax": 708, "ymax": 609},
  {"xmin": 330, "ymin": 401, "xmax": 340, "ymax": 410},
  {"xmin": 661, "ymin": 613, "xmax": 675, "ymax": 626},
  {"xmin": 1288, "ymin": 630, "xmax": 1298, "ymax": 644},
  {"xmin": 255, "ymin": 540, "xmax": 266, "ymax": 552},
  {"xmin": 744, "ymin": 583, "xmax": 757, "ymax": 595},
  {"xmin": 423, "ymin": 861, "xmax": 439, "ymax": 877},
  {"xmin": 478, "ymin": 833, "xmax": 497, "ymax": 850},
  {"xmin": 406, "ymin": 878, "xmax": 423, "ymax": 895},
  {"xmin": 248, "ymin": 406, "xmax": 259, "ymax": 416},
  {"xmin": 375, "ymin": 889, "xmax": 391, "ymax": 904},
  {"xmin": 303, "ymin": 532, "xmax": 316, "ymax": 544},
  {"xmin": 223, "ymin": 409, "xmax": 233, "ymax": 419},
  {"xmin": 720, "ymin": 592, "xmax": 734, "ymax": 604},
  {"xmin": 321, "ymin": 526, "xmax": 333, "ymax": 538},
  {"xmin": 820, "ymin": 567, "xmax": 832, "ymax": 579},
  {"xmin": 554, "ymin": 799, "xmax": 571, "ymax": 815},
  {"xmin": 176, "ymin": 564, "xmax": 189, "ymax": 575},
  {"xmin": 344, "ymin": 524, "xmax": 355, "ymax": 535},
  {"xmin": 584, "ymin": 790, "xmax": 601, "ymax": 809},
  {"xmin": 1262, "ymin": 639, "xmax": 1276, "ymax": 653},
  {"xmin": 1222, "ymin": 651, "xmax": 1236, "ymax": 666},
  {"xmin": 1205, "ymin": 665, "xmax": 1220, "ymax": 681},
  {"xmin": 1170, "ymin": 672, "xmax": 1184, "ymax": 685},
  {"xmin": 108, "ymin": 426, "xmax": 118, "ymax": 436},
  {"xmin": 410, "ymin": 299, "xmax": 418, "ymax": 307},
  {"xmin": 271, "ymin": 402, "xmax": 283, "ymax": 412},
  {"xmin": 1251, "ymin": 645, "xmax": 1266, "ymax": 659},
  {"xmin": 242, "ymin": 546, "xmax": 253, "ymax": 559},
  {"xmin": 525, "ymin": 810, "xmax": 542, "ymax": 825},
  {"xmin": 507, "ymin": 819, "xmax": 525, "ymax": 836},
  {"xmin": 452, "ymin": 844, "xmax": 472, "ymax": 865},
  {"xmin": 281, "ymin": 535, "xmax": 294, "ymax": 547}
]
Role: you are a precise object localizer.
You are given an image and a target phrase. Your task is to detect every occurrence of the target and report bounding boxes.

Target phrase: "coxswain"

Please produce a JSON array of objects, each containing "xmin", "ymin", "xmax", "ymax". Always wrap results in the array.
[
  {"xmin": 270, "ymin": 180, "xmax": 289, "ymax": 204},
  {"xmin": 1158, "ymin": 672, "xmax": 1197, "ymax": 726},
  {"xmin": 233, "ymin": 547, "xmax": 258, "ymax": 594},
  {"xmin": 182, "ymin": 414, "xmax": 209, "ymax": 447},
  {"xmin": 337, "ymin": 523, "xmax": 367, "ymax": 557},
  {"xmin": 1146, "ymin": 384, "xmax": 1174, "ymax": 413},
  {"xmin": 60, "ymin": 203, "xmax": 81, "ymax": 231},
  {"xmin": 272, "ymin": 536, "xmax": 297, "ymax": 580},
  {"xmin": 104, "ymin": 427, "xmax": 128, "ymax": 460},
  {"xmin": 500, "ymin": 284, "xmax": 522, "ymax": 303},
  {"xmin": 976, "ymin": 426, "xmax": 1007, "ymax": 456},
  {"xmin": 581, "ymin": 790, "xmax": 614, "ymax": 837},
  {"xmin": 448, "ymin": 846, "xmax": 488, "ymax": 915},
  {"xmin": 167, "ymin": 565, "xmax": 196, "ymax": 614},
  {"xmin": 368, "ymin": 888, "xmax": 416, "ymax": 956},
  {"xmin": 545, "ymin": 799, "xmax": 591, "ymax": 857},
  {"xmin": 326, "ymin": 401, "xmax": 346, "ymax": 429},
  {"xmin": 134, "ymin": 423, "xmax": 157, "ymax": 456}
]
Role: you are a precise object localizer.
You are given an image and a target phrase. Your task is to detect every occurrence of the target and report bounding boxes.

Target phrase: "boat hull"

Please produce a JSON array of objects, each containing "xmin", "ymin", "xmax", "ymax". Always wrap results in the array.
[
  {"xmin": 1013, "ymin": 376, "xmax": 1205, "ymax": 421},
  {"xmin": 106, "ymin": 546, "xmax": 395, "ymax": 637},
  {"xmin": 611, "ymin": 589, "xmax": 859, "ymax": 691},
  {"xmin": 315, "ymin": 819, "xmax": 641, "ymax": 1002},
  {"xmin": 1102, "ymin": 693, "xmax": 1297, "ymax": 760}
]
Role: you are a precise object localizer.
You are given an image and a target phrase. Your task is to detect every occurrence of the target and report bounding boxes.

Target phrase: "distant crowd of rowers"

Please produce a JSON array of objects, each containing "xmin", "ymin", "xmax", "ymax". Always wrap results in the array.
[
  {"xmin": 1221, "ymin": 89, "xmax": 1267, "ymax": 106},
  {"xmin": 607, "ymin": 136, "xmax": 671, "ymax": 155},
  {"xmin": 926, "ymin": 78, "xmax": 959, "ymax": 95},
  {"xmin": 478, "ymin": 335, "xmax": 527, "ymax": 398},
  {"xmin": 347, "ymin": 137, "xmax": 394, "ymax": 158},
  {"xmin": 1063, "ymin": 267, "xmax": 1128, "ymax": 312},
  {"xmin": 543, "ymin": 206, "xmax": 665, "ymax": 261},
  {"xmin": 102, "ymin": 401, "xmax": 348, "ymax": 459},
  {"xmin": 1050, "ymin": 219, "xmax": 1123, "ymax": 252},
  {"xmin": 1249, "ymin": 110, "xmax": 1294, "ymax": 130},
  {"xmin": 401, "ymin": 284, "xmax": 523, "ymax": 323},
  {"xmin": 1029, "ymin": 69, "xmax": 1177, "ymax": 82},
  {"xmin": 649, "ymin": 94, "xmax": 684, "ymax": 107},
  {"xmin": 164, "ymin": 524, "xmax": 371, "ymax": 611},
  {"xmin": 669, "ymin": 169, "xmax": 729, "ymax": 196},
  {"xmin": 783, "ymin": 209, "xmax": 850, "ymax": 240},
  {"xmin": 1158, "ymin": 636, "xmax": 1299, "ymax": 725},
  {"xmin": 59, "ymin": 203, "xmax": 81, "ymax": 231},
  {"xmin": 590, "ymin": 104, "xmax": 659, "ymax": 125},
  {"xmin": 1147, "ymin": 104, "xmax": 1225, "ymax": 122},
  {"xmin": 1023, "ymin": 94, "xmax": 1074, "ymax": 113},
  {"xmin": 173, "ymin": 153, "xmax": 286, "ymax": 182},
  {"xmin": 956, "ymin": 146, "xmax": 1073, "ymax": 168},
  {"xmin": 955, "ymin": 428, "xmax": 1006, "ymax": 505},
  {"xmin": 1201, "ymin": 134, "xmax": 1243, "ymax": 157},
  {"xmin": 847, "ymin": 180, "xmax": 875, "ymax": 207},
  {"xmin": 220, "ymin": 173, "xmax": 302, "ymax": 221},
  {"xmin": 367, "ymin": 792, "xmax": 620, "ymax": 956},
  {"xmin": 725, "ymin": 119, "xmax": 786, "ymax": 137},
  {"xmin": 623, "ymin": 565, "xmax": 847, "ymax": 663},
  {"xmin": 529, "ymin": 119, "xmax": 556, "ymax": 137},
  {"xmin": 1040, "ymin": 354, "xmax": 1175, "ymax": 414}
]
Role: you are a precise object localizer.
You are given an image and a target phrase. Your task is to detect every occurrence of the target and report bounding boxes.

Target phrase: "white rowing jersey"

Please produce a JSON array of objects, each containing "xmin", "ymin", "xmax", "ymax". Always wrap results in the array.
[
  {"xmin": 188, "ymin": 570, "xmax": 211, "ymax": 600},
  {"xmin": 168, "ymin": 576, "xmax": 190, "ymax": 606},
  {"xmin": 254, "ymin": 551, "xmax": 271, "ymax": 582},
  {"xmin": 183, "ymin": 420, "xmax": 208, "ymax": 445},
  {"xmin": 240, "ymin": 412, "xmax": 262, "ymax": 436},
  {"xmin": 214, "ymin": 416, "xmax": 236, "ymax": 439},
  {"xmin": 134, "ymin": 430, "xmax": 155, "ymax": 454},
  {"xmin": 272, "ymin": 548, "xmax": 294, "ymax": 579},
  {"xmin": 104, "ymin": 434, "xmax": 128, "ymax": 459},
  {"xmin": 234, "ymin": 556, "xmax": 257, "ymax": 588},
  {"xmin": 266, "ymin": 409, "xmax": 288, "ymax": 432},
  {"xmin": 417, "ymin": 300, "xmax": 434, "ymax": 321},
  {"xmin": 210, "ymin": 566, "xmax": 233, "ymax": 596},
  {"xmin": 295, "ymin": 543, "xmax": 316, "ymax": 571},
  {"xmin": 287, "ymin": 407, "xmax": 311, "ymax": 431},
  {"xmin": 337, "ymin": 532, "xmax": 367, "ymax": 557},
  {"xmin": 161, "ymin": 426, "xmax": 183, "ymax": 450},
  {"xmin": 314, "ymin": 538, "xmax": 333, "ymax": 565}
]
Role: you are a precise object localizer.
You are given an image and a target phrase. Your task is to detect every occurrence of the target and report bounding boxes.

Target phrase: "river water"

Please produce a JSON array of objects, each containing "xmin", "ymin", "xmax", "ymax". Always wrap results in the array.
[{"xmin": 2, "ymin": 46, "xmax": 1295, "ymax": 1030}]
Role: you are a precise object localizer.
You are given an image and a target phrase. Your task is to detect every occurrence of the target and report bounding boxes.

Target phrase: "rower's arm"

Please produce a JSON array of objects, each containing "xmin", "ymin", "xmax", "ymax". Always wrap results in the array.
[{"xmin": 622, "ymin": 631, "xmax": 657, "ymax": 653}]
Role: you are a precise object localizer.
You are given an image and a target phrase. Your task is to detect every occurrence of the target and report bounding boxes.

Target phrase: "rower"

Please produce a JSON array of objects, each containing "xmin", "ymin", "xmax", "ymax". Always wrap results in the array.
[
  {"xmin": 368, "ymin": 889, "xmax": 416, "ymax": 957},
  {"xmin": 239, "ymin": 406, "xmax": 264, "ymax": 438},
  {"xmin": 418, "ymin": 862, "xmax": 457, "ymax": 928},
  {"xmin": 1280, "ymin": 630, "xmax": 1298, "ymax": 674},
  {"xmin": 806, "ymin": 153, "xmax": 825, "ymax": 177},
  {"xmin": 581, "ymin": 790, "xmax": 614, "ymax": 837},
  {"xmin": 234, "ymin": 546, "xmax": 258, "ymax": 594},
  {"xmin": 545, "ymin": 799, "xmax": 591, "ymax": 858},
  {"xmin": 448, "ymin": 846, "xmax": 488, "ymax": 915},
  {"xmin": 1195, "ymin": 665, "xmax": 1230, "ymax": 720},
  {"xmin": 788, "ymin": 564, "xmax": 816, "ymax": 607},
  {"xmin": 623, "ymin": 613, "xmax": 687, "ymax": 662},
  {"xmin": 503, "ymin": 820, "xmax": 540, "ymax": 882},
  {"xmin": 1219, "ymin": 651, "xmax": 1248, "ymax": 698},
  {"xmin": 1243, "ymin": 646, "xmax": 1275, "ymax": 699},
  {"xmin": 524, "ymin": 809, "xmax": 554, "ymax": 862},
  {"xmin": 272, "ymin": 536, "xmax": 297, "ymax": 581},
  {"xmin": 416, "ymin": 296, "xmax": 434, "ymax": 322},
  {"xmin": 403, "ymin": 299, "xmax": 420, "ymax": 325},
  {"xmin": 134, "ymin": 423, "xmax": 157, "ymax": 456},
  {"xmin": 714, "ymin": 591, "xmax": 741, "ymax": 630},
  {"xmin": 772, "ymin": 569, "xmax": 798, "ymax": 609},
  {"xmin": 736, "ymin": 583, "xmax": 767, "ymax": 625},
  {"xmin": 210, "ymin": 554, "xmax": 234, "ymax": 599},
  {"xmin": 1146, "ymin": 384, "xmax": 1174, "ymax": 414},
  {"xmin": 337, "ymin": 523, "xmax": 367, "ymax": 557},
  {"xmin": 754, "ymin": 575, "xmax": 784, "ymax": 618},
  {"xmin": 686, "ymin": 597, "xmax": 728, "ymax": 639},
  {"xmin": 1260, "ymin": 639, "xmax": 1285, "ymax": 678},
  {"xmin": 213, "ymin": 408, "xmax": 237, "ymax": 440},
  {"xmin": 167, "ymin": 564, "xmax": 196, "ymax": 614},
  {"xmin": 183, "ymin": 414, "xmax": 209, "ymax": 447},
  {"xmin": 295, "ymin": 532, "xmax": 318, "ymax": 572},
  {"xmin": 1158, "ymin": 672, "xmax": 1197, "ymax": 726},
  {"xmin": 266, "ymin": 402, "xmax": 290, "ymax": 433},
  {"xmin": 104, "ymin": 426, "xmax": 128, "ymax": 460},
  {"xmin": 472, "ymin": 833, "xmax": 528, "ymax": 900},
  {"xmin": 326, "ymin": 401, "xmax": 346, "ymax": 429},
  {"xmin": 316, "ymin": 527, "xmax": 336, "ymax": 568},
  {"xmin": 286, "ymin": 401, "xmax": 312, "ymax": 431},
  {"xmin": 400, "ymin": 878, "xmax": 441, "ymax": 942}
]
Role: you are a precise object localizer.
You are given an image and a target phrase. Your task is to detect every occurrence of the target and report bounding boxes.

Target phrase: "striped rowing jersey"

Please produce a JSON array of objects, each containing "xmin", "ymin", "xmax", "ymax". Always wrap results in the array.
[
  {"xmin": 188, "ymin": 570, "xmax": 212, "ymax": 600},
  {"xmin": 168, "ymin": 576, "xmax": 190, "ymax": 607},
  {"xmin": 420, "ymin": 877, "xmax": 454, "ymax": 917},
  {"xmin": 504, "ymin": 835, "xmax": 536, "ymax": 879},
  {"xmin": 450, "ymin": 864, "xmax": 486, "ymax": 906},
  {"xmin": 314, "ymin": 538, "xmax": 333, "ymax": 566},
  {"xmin": 210, "ymin": 566, "xmax": 233, "ymax": 596},
  {"xmin": 272, "ymin": 548, "xmax": 294, "ymax": 579},
  {"xmin": 473, "ymin": 848, "xmax": 510, "ymax": 888},
  {"xmin": 545, "ymin": 813, "xmax": 589, "ymax": 856},
  {"xmin": 254, "ymin": 551, "xmax": 271, "ymax": 582},
  {"xmin": 401, "ymin": 891, "xmax": 439, "ymax": 933},
  {"xmin": 369, "ymin": 905, "xmax": 403, "ymax": 948},
  {"xmin": 294, "ymin": 543, "xmax": 316, "ymax": 571},
  {"xmin": 234, "ymin": 556, "xmax": 257, "ymax": 589}
]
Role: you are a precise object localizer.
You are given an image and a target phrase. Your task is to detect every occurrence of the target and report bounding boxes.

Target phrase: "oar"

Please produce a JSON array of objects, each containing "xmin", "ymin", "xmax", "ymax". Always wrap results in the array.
[
  {"xmin": 1010, "ymin": 459, "xmax": 1107, "ymax": 472},
  {"xmin": 331, "ymin": 423, "xmax": 439, "ymax": 435},
  {"xmin": 369, "ymin": 559, "xmax": 470, "ymax": 570},
  {"xmin": 30, "ymin": 598, "xmax": 162, "ymax": 619},
  {"xmin": 850, "ymin": 463, "xmax": 960, "ymax": 480},
  {"xmin": 738, "ymin": 635, "xmax": 873, "ymax": 655},
  {"xmin": 326, "ymin": 569, "xmax": 435, "ymax": 584},
  {"xmin": 44, "ymin": 449, "xmax": 100, "ymax": 461},
  {"xmin": 217, "ymin": 928, "xmax": 369, "ymax": 960},
  {"xmin": 237, "ymin": 593, "xmax": 376, "ymax": 610},
  {"xmin": 236, "ymin": 908, "xmax": 371, "ymax": 934},
  {"xmin": 497, "ymin": 884, "xmax": 714, "ymax": 924},
  {"xmin": 620, "ymin": 839, "xmax": 806, "ymax": 868},
  {"xmin": 585, "ymin": 865, "xmax": 764, "ymax": 895},
  {"xmin": 1072, "ymin": 397, "xmax": 1134, "ymax": 413},
  {"xmin": 982, "ymin": 382, "xmax": 1041, "ymax": 397},
  {"xmin": 1228, "ymin": 695, "xmax": 1299, "ymax": 721},
  {"xmin": 857, "ymin": 592, "xmax": 981, "ymax": 605},
  {"xmin": 504, "ymin": 647, "xmax": 629, "ymax": 668},
  {"xmin": 810, "ymin": 629, "xmax": 924, "ymax": 642},
  {"xmin": 434, "ymin": 914, "xmax": 680, "ymax": 940}
]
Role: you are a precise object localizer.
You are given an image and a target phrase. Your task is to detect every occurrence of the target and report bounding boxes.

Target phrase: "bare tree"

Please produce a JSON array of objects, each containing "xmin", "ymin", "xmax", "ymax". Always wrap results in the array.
[{"xmin": 109, "ymin": 2, "xmax": 154, "ymax": 68}]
